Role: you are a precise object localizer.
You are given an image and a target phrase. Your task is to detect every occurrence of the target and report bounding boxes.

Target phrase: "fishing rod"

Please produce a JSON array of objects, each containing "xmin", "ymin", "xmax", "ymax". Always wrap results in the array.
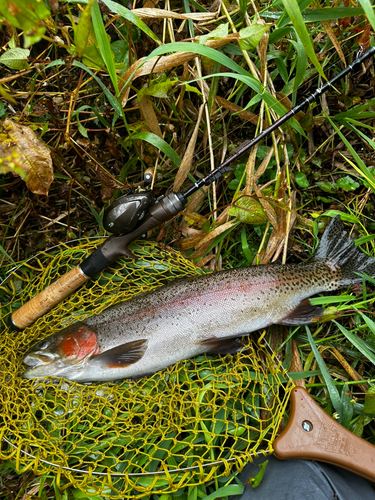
[{"xmin": 9, "ymin": 45, "xmax": 375, "ymax": 331}]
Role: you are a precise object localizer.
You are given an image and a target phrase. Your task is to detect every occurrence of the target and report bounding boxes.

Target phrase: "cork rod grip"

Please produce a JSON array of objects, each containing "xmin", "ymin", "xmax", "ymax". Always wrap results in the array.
[
  {"xmin": 10, "ymin": 266, "xmax": 89, "ymax": 330},
  {"xmin": 273, "ymin": 387, "xmax": 375, "ymax": 482}
]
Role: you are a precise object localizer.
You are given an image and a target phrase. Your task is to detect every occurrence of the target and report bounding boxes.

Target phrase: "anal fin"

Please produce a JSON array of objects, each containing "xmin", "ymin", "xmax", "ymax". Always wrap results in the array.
[
  {"xmin": 279, "ymin": 299, "xmax": 323, "ymax": 326},
  {"xmin": 91, "ymin": 339, "xmax": 148, "ymax": 368},
  {"xmin": 197, "ymin": 336, "xmax": 245, "ymax": 354}
]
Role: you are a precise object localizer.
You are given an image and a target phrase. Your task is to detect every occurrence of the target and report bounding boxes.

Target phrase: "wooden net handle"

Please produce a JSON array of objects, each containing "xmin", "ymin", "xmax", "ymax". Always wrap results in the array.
[
  {"xmin": 10, "ymin": 266, "xmax": 89, "ymax": 330},
  {"xmin": 274, "ymin": 387, "xmax": 375, "ymax": 482}
]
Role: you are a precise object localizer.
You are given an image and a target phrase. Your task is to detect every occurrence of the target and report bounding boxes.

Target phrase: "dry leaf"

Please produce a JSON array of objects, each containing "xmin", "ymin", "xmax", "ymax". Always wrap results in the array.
[
  {"xmin": 215, "ymin": 95, "xmax": 263, "ymax": 126},
  {"xmin": 139, "ymin": 94, "xmax": 163, "ymax": 138},
  {"xmin": 0, "ymin": 118, "xmax": 53, "ymax": 195},
  {"xmin": 195, "ymin": 220, "xmax": 236, "ymax": 250},
  {"xmin": 173, "ymin": 104, "xmax": 204, "ymax": 191},
  {"xmin": 254, "ymin": 139, "xmax": 279, "ymax": 182},
  {"xmin": 132, "ymin": 8, "xmax": 216, "ymax": 22},
  {"xmin": 329, "ymin": 346, "xmax": 369, "ymax": 394}
]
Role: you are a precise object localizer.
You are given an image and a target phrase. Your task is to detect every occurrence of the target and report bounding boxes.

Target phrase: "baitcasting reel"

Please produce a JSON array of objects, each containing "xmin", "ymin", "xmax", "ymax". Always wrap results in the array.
[{"xmin": 103, "ymin": 168, "xmax": 155, "ymax": 235}]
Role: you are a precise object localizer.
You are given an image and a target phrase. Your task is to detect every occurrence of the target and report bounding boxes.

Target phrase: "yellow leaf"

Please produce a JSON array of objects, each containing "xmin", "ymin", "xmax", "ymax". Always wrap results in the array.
[{"xmin": 0, "ymin": 118, "xmax": 54, "ymax": 195}]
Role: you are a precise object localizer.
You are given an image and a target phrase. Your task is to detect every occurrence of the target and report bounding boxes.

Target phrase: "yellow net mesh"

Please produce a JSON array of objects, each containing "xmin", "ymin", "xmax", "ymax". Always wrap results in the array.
[{"xmin": 0, "ymin": 239, "xmax": 294, "ymax": 498}]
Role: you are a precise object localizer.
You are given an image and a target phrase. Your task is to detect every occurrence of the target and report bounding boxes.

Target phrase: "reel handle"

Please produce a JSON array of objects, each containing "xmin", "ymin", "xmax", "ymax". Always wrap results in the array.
[
  {"xmin": 274, "ymin": 387, "xmax": 375, "ymax": 482},
  {"xmin": 9, "ymin": 192, "xmax": 186, "ymax": 330}
]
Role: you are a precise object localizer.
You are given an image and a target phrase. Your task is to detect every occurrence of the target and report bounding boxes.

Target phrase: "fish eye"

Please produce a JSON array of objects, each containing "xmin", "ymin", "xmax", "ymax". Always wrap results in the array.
[{"xmin": 38, "ymin": 339, "xmax": 51, "ymax": 350}]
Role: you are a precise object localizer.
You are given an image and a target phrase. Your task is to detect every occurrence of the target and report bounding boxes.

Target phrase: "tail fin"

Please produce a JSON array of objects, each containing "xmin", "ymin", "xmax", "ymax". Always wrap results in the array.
[{"xmin": 315, "ymin": 216, "xmax": 375, "ymax": 287}]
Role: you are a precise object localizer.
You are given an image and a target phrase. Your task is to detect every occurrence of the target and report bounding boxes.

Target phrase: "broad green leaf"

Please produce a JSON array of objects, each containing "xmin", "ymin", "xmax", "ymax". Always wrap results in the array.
[
  {"xmin": 184, "ymin": 84, "xmax": 201, "ymax": 95},
  {"xmin": 138, "ymin": 78, "xmax": 178, "ymax": 101},
  {"xmin": 111, "ymin": 40, "xmax": 129, "ymax": 64},
  {"xmin": 132, "ymin": 132, "xmax": 182, "ymax": 167},
  {"xmin": 306, "ymin": 326, "xmax": 341, "ymax": 412},
  {"xmin": 363, "ymin": 386, "xmax": 375, "ymax": 415},
  {"xmin": 336, "ymin": 176, "xmax": 360, "ymax": 192},
  {"xmin": 316, "ymin": 180, "xmax": 338, "ymax": 193},
  {"xmin": 92, "ymin": 0, "xmax": 119, "ymax": 96},
  {"xmin": 281, "ymin": 0, "xmax": 325, "ymax": 79},
  {"xmin": 229, "ymin": 195, "xmax": 267, "ymax": 225},
  {"xmin": 0, "ymin": 0, "xmax": 50, "ymax": 47},
  {"xmin": 238, "ymin": 24, "xmax": 269, "ymax": 50},
  {"xmin": 333, "ymin": 321, "xmax": 375, "ymax": 366},
  {"xmin": 198, "ymin": 23, "xmax": 228, "ymax": 44},
  {"xmin": 294, "ymin": 171, "xmax": 309, "ymax": 188},
  {"xmin": 74, "ymin": 0, "xmax": 95, "ymax": 58},
  {"xmin": 82, "ymin": 42, "xmax": 106, "ymax": 70},
  {"xmin": 0, "ymin": 48, "xmax": 30, "ymax": 69}
]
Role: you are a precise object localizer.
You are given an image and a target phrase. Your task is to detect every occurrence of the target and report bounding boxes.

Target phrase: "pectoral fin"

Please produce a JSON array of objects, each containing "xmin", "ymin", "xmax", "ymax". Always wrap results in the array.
[
  {"xmin": 90, "ymin": 339, "xmax": 148, "ymax": 368},
  {"xmin": 279, "ymin": 299, "xmax": 323, "ymax": 325},
  {"xmin": 197, "ymin": 336, "xmax": 245, "ymax": 354}
]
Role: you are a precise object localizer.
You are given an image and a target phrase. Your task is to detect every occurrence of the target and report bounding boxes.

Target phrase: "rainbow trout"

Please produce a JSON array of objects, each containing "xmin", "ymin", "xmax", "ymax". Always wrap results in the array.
[{"xmin": 23, "ymin": 217, "xmax": 375, "ymax": 382}]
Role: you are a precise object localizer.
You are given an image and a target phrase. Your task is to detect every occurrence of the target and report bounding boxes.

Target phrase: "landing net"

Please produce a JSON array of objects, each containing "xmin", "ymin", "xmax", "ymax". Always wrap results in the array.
[{"xmin": 0, "ymin": 240, "xmax": 294, "ymax": 498}]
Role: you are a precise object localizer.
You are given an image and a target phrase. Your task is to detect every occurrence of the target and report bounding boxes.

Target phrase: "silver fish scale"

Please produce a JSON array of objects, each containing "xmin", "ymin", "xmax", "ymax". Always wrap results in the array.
[{"xmin": 78, "ymin": 261, "xmax": 336, "ymax": 381}]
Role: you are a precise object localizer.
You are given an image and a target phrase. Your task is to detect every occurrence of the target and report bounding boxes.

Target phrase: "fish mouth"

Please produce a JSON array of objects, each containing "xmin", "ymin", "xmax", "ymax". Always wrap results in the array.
[{"xmin": 23, "ymin": 351, "xmax": 57, "ymax": 367}]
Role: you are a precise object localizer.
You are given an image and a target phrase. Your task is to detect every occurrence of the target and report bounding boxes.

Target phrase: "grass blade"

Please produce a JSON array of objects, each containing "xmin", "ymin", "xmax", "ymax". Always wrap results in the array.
[
  {"xmin": 333, "ymin": 320, "xmax": 375, "ymax": 366},
  {"xmin": 201, "ymin": 484, "xmax": 245, "ymax": 500},
  {"xmin": 327, "ymin": 115, "xmax": 375, "ymax": 193},
  {"xmin": 357, "ymin": 0, "xmax": 375, "ymax": 32},
  {"xmin": 100, "ymin": 0, "xmax": 161, "ymax": 45},
  {"xmin": 354, "ymin": 310, "xmax": 375, "ymax": 337},
  {"xmin": 290, "ymin": 35, "xmax": 308, "ymax": 93},
  {"xmin": 306, "ymin": 326, "xmax": 341, "ymax": 412},
  {"xmin": 92, "ymin": 0, "xmax": 119, "ymax": 96},
  {"xmin": 281, "ymin": 0, "xmax": 325, "ymax": 79},
  {"xmin": 132, "ymin": 132, "xmax": 182, "ymax": 167},
  {"xmin": 72, "ymin": 60, "xmax": 122, "ymax": 116}
]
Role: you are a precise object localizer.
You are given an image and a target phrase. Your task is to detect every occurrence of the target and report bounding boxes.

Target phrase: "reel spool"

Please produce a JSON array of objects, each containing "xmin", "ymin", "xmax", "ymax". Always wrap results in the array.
[{"xmin": 0, "ymin": 240, "xmax": 293, "ymax": 498}]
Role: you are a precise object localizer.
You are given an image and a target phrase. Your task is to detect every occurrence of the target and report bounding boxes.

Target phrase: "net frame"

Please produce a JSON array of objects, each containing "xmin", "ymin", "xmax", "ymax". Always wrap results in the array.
[{"xmin": 0, "ymin": 239, "xmax": 294, "ymax": 498}]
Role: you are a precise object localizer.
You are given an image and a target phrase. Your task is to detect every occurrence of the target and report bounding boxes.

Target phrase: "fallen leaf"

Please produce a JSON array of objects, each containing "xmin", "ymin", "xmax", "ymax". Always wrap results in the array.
[
  {"xmin": 138, "ymin": 94, "xmax": 163, "ymax": 138},
  {"xmin": 132, "ymin": 8, "xmax": 216, "ymax": 21},
  {"xmin": 0, "ymin": 118, "xmax": 53, "ymax": 195},
  {"xmin": 173, "ymin": 104, "xmax": 204, "ymax": 192},
  {"xmin": 215, "ymin": 95, "xmax": 264, "ymax": 126}
]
